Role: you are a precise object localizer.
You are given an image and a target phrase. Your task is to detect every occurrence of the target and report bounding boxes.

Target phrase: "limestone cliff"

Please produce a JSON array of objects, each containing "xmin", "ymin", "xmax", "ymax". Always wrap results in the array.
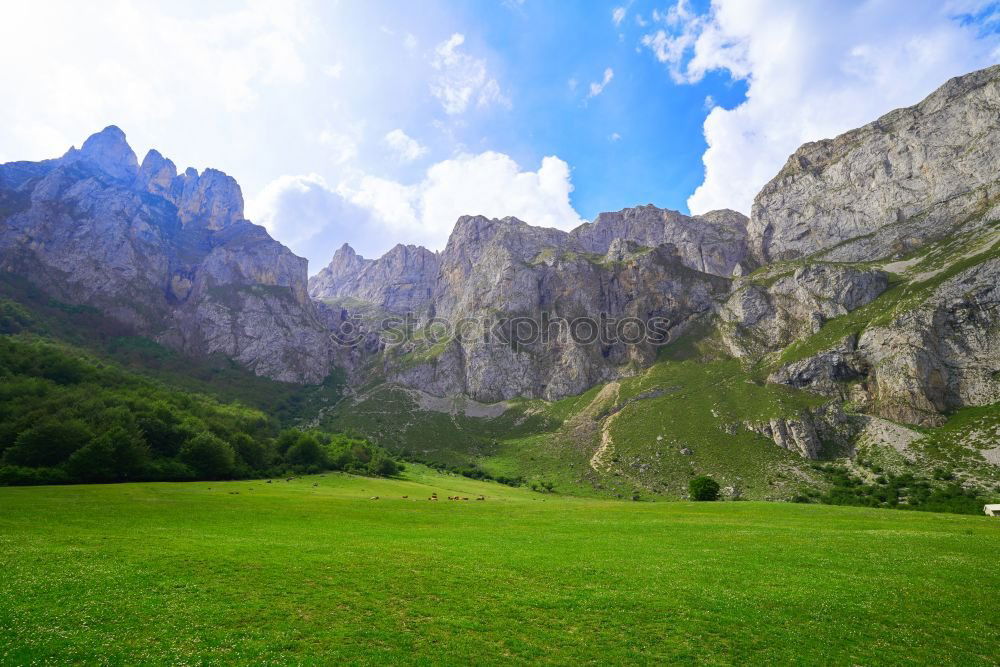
[
  {"xmin": 750, "ymin": 64, "xmax": 1000, "ymax": 264},
  {"xmin": 0, "ymin": 126, "xmax": 331, "ymax": 383}
]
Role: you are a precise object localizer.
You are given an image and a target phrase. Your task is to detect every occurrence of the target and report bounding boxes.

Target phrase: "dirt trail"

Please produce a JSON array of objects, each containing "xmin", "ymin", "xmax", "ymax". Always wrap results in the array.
[{"xmin": 579, "ymin": 382, "xmax": 621, "ymax": 473}]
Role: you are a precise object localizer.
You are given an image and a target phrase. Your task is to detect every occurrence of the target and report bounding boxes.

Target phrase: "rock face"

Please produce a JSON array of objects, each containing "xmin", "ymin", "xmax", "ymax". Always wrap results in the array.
[
  {"xmin": 0, "ymin": 126, "xmax": 331, "ymax": 383},
  {"xmin": 750, "ymin": 64, "xmax": 1000, "ymax": 264},
  {"xmin": 745, "ymin": 403, "xmax": 859, "ymax": 460},
  {"xmin": 764, "ymin": 255, "xmax": 1000, "ymax": 429},
  {"xmin": 572, "ymin": 205, "xmax": 752, "ymax": 277},
  {"xmin": 720, "ymin": 264, "xmax": 889, "ymax": 359},
  {"xmin": 856, "ymin": 258, "xmax": 1000, "ymax": 425},
  {"xmin": 309, "ymin": 243, "xmax": 440, "ymax": 314},
  {"xmin": 385, "ymin": 215, "xmax": 730, "ymax": 402}
]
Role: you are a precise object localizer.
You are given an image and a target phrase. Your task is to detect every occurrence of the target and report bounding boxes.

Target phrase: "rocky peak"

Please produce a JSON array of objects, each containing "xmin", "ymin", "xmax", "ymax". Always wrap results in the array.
[
  {"xmin": 309, "ymin": 241, "xmax": 440, "ymax": 314},
  {"xmin": 135, "ymin": 149, "xmax": 178, "ymax": 198},
  {"xmin": 62, "ymin": 125, "xmax": 139, "ymax": 183},
  {"xmin": 1, "ymin": 128, "xmax": 332, "ymax": 384},
  {"xmin": 175, "ymin": 167, "xmax": 244, "ymax": 230},
  {"xmin": 750, "ymin": 64, "xmax": 1000, "ymax": 263},
  {"xmin": 572, "ymin": 204, "xmax": 751, "ymax": 277}
]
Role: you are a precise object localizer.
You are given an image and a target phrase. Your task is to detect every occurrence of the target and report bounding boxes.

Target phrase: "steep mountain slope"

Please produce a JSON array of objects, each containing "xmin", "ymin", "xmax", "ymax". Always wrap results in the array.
[
  {"xmin": 0, "ymin": 127, "xmax": 332, "ymax": 383},
  {"xmin": 308, "ymin": 65, "xmax": 1000, "ymax": 504},
  {"xmin": 749, "ymin": 64, "xmax": 1000, "ymax": 264},
  {"xmin": 1, "ymin": 67, "xmax": 998, "ymax": 507},
  {"xmin": 309, "ymin": 242, "xmax": 440, "ymax": 314}
]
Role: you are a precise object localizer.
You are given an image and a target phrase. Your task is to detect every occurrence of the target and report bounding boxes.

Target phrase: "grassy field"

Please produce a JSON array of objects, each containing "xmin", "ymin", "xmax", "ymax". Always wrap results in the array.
[{"xmin": 1, "ymin": 468, "xmax": 997, "ymax": 665}]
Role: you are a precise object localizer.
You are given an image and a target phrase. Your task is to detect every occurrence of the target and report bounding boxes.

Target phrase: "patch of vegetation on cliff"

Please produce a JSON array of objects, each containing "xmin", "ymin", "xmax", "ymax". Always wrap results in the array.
[{"xmin": 777, "ymin": 232, "xmax": 1000, "ymax": 368}]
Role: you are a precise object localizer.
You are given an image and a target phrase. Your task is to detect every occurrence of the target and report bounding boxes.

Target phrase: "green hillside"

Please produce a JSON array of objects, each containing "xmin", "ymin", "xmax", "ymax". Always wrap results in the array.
[{"xmin": 1, "ymin": 471, "xmax": 997, "ymax": 664}]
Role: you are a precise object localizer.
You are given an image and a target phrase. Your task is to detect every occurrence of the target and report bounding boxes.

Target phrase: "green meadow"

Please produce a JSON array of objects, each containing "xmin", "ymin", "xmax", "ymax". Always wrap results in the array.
[{"xmin": 1, "ymin": 467, "xmax": 997, "ymax": 665}]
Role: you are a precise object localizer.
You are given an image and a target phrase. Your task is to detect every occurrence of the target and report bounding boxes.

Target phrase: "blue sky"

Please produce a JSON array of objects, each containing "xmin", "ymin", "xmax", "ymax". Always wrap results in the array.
[{"xmin": 1, "ymin": 1, "xmax": 998, "ymax": 272}]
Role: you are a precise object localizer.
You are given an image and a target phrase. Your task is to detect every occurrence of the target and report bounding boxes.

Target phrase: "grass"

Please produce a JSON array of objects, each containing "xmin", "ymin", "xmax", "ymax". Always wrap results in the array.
[
  {"xmin": 0, "ymin": 470, "xmax": 997, "ymax": 664},
  {"xmin": 328, "ymin": 356, "xmax": 830, "ymax": 501}
]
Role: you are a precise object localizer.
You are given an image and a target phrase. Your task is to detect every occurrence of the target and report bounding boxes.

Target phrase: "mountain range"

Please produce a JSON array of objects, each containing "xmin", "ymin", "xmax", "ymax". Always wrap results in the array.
[{"xmin": 2, "ymin": 64, "xmax": 998, "ymax": 501}]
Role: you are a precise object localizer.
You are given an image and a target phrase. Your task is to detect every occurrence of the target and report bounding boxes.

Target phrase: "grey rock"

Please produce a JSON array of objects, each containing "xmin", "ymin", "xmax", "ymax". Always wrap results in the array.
[
  {"xmin": 856, "ymin": 257, "xmax": 1000, "ymax": 425},
  {"xmin": 309, "ymin": 242, "xmax": 439, "ymax": 314},
  {"xmin": 0, "ymin": 127, "xmax": 331, "ymax": 383},
  {"xmin": 721, "ymin": 264, "xmax": 888, "ymax": 359},
  {"xmin": 750, "ymin": 64, "xmax": 1000, "ymax": 264},
  {"xmin": 572, "ymin": 204, "xmax": 752, "ymax": 277},
  {"xmin": 386, "ymin": 215, "xmax": 730, "ymax": 402},
  {"xmin": 61, "ymin": 125, "xmax": 138, "ymax": 183}
]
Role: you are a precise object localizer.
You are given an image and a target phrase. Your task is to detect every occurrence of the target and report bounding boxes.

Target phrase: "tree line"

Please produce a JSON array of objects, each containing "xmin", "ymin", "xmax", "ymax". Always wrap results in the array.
[{"xmin": 0, "ymin": 331, "xmax": 401, "ymax": 486}]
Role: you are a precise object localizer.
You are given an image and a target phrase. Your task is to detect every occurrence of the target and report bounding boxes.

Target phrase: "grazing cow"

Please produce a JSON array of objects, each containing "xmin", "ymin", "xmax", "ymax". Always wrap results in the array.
[
  {"xmin": 370, "ymin": 496, "xmax": 379, "ymax": 500},
  {"xmin": 266, "ymin": 480, "xmax": 272, "ymax": 484},
  {"xmin": 476, "ymin": 496, "xmax": 485, "ymax": 501},
  {"xmin": 402, "ymin": 495, "xmax": 408, "ymax": 499},
  {"xmin": 462, "ymin": 497, "xmax": 469, "ymax": 501}
]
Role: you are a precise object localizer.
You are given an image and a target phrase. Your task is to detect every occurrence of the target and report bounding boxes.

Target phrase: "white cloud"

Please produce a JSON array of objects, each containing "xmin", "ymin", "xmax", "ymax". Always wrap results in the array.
[
  {"xmin": 609, "ymin": 132, "xmax": 622, "ymax": 141},
  {"xmin": 323, "ymin": 62, "xmax": 344, "ymax": 78},
  {"xmin": 403, "ymin": 33, "xmax": 418, "ymax": 51},
  {"xmin": 246, "ymin": 173, "xmax": 379, "ymax": 269},
  {"xmin": 640, "ymin": 0, "xmax": 1000, "ymax": 214},
  {"xmin": 318, "ymin": 126, "xmax": 363, "ymax": 165},
  {"xmin": 340, "ymin": 151, "xmax": 583, "ymax": 249},
  {"xmin": 0, "ymin": 0, "xmax": 310, "ymax": 163},
  {"xmin": 612, "ymin": 7, "xmax": 627, "ymax": 26},
  {"xmin": 430, "ymin": 33, "xmax": 510, "ymax": 114},
  {"xmin": 252, "ymin": 151, "xmax": 584, "ymax": 267},
  {"xmin": 383, "ymin": 129, "xmax": 428, "ymax": 163},
  {"xmin": 588, "ymin": 67, "xmax": 615, "ymax": 98}
]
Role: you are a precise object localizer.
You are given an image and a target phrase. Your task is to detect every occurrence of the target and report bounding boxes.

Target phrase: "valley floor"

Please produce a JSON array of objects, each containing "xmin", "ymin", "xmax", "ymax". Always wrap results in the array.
[{"xmin": 1, "ymin": 467, "xmax": 997, "ymax": 665}]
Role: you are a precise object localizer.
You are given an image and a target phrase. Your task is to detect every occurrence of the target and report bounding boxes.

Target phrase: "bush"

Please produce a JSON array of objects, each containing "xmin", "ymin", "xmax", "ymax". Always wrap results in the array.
[
  {"xmin": 367, "ymin": 452, "xmax": 400, "ymax": 477},
  {"xmin": 0, "ymin": 299, "xmax": 33, "ymax": 333},
  {"xmin": 689, "ymin": 475, "xmax": 720, "ymax": 501},
  {"xmin": 66, "ymin": 426, "xmax": 150, "ymax": 483},
  {"xmin": 179, "ymin": 432, "xmax": 236, "ymax": 479},
  {"xmin": 0, "ymin": 465, "xmax": 69, "ymax": 486},
  {"xmin": 284, "ymin": 432, "xmax": 327, "ymax": 467},
  {"xmin": 3, "ymin": 420, "xmax": 93, "ymax": 467}
]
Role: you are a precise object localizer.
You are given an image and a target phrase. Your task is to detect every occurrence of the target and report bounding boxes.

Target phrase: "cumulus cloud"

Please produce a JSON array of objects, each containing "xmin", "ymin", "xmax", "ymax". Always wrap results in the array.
[
  {"xmin": 430, "ymin": 33, "xmax": 510, "ymax": 114},
  {"xmin": 588, "ymin": 68, "xmax": 615, "ymax": 98},
  {"xmin": 383, "ymin": 129, "xmax": 427, "ymax": 162},
  {"xmin": 0, "ymin": 0, "xmax": 309, "ymax": 162},
  {"xmin": 612, "ymin": 7, "xmax": 627, "ymax": 26},
  {"xmin": 339, "ymin": 151, "xmax": 583, "ymax": 249},
  {"xmin": 318, "ymin": 126, "xmax": 362, "ymax": 165},
  {"xmin": 640, "ymin": 0, "xmax": 1000, "ymax": 214},
  {"xmin": 246, "ymin": 174, "xmax": 380, "ymax": 270},
  {"xmin": 252, "ymin": 152, "xmax": 584, "ymax": 268}
]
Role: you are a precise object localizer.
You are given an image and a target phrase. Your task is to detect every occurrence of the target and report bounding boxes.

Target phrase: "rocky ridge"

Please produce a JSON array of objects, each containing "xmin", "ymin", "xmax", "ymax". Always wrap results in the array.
[{"xmin": 0, "ymin": 126, "xmax": 332, "ymax": 382}]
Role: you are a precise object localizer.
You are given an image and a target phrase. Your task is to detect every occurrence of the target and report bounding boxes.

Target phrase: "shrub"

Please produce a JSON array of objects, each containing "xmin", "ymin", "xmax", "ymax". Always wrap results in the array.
[
  {"xmin": 367, "ymin": 452, "xmax": 400, "ymax": 477},
  {"xmin": 3, "ymin": 420, "xmax": 93, "ymax": 468},
  {"xmin": 689, "ymin": 475, "xmax": 720, "ymax": 501},
  {"xmin": 179, "ymin": 432, "xmax": 236, "ymax": 479},
  {"xmin": 0, "ymin": 299, "xmax": 33, "ymax": 333},
  {"xmin": 0, "ymin": 465, "xmax": 70, "ymax": 486},
  {"xmin": 66, "ymin": 426, "xmax": 150, "ymax": 483},
  {"xmin": 284, "ymin": 433, "xmax": 327, "ymax": 467},
  {"xmin": 230, "ymin": 432, "xmax": 270, "ymax": 470}
]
